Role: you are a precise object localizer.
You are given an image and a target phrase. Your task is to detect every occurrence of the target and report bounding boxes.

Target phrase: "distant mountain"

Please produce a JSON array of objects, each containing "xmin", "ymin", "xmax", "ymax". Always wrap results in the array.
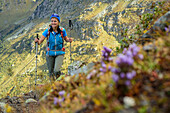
[{"xmin": 0, "ymin": 0, "xmax": 42, "ymax": 40}]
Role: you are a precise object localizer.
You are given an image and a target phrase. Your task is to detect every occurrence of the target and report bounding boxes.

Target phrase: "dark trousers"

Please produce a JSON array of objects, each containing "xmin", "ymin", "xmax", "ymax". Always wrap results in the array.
[{"xmin": 46, "ymin": 55, "xmax": 64, "ymax": 80}]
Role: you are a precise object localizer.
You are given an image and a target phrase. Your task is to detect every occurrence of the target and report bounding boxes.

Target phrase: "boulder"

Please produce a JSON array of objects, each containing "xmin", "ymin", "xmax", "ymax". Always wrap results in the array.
[
  {"xmin": 68, "ymin": 61, "xmax": 95, "ymax": 76},
  {"xmin": 0, "ymin": 102, "xmax": 6, "ymax": 113},
  {"xmin": 25, "ymin": 98, "xmax": 37, "ymax": 104},
  {"xmin": 0, "ymin": 102, "xmax": 13, "ymax": 113}
]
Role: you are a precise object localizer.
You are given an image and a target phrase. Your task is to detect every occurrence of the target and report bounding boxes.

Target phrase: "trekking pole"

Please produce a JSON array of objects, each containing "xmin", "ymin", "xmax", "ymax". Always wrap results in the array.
[
  {"xmin": 69, "ymin": 20, "xmax": 73, "ymax": 63},
  {"xmin": 68, "ymin": 20, "xmax": 73, "ymax": 75},
  {"xmin": 35, "ymin": 34, "xmax": 39, "ymax": 86}
]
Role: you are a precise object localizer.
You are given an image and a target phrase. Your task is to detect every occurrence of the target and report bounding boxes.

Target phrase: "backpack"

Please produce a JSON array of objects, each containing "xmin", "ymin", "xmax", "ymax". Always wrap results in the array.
[{"xmin": 46, "ymin": 26, "xmax": 65, "ymax": 56}]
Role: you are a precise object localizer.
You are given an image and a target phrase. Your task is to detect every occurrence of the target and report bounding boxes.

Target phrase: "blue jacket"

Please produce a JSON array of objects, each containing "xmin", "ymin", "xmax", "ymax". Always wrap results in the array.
[{"xmin": 42, "ymin": 27, "xmax": 67, "ymax": 56}]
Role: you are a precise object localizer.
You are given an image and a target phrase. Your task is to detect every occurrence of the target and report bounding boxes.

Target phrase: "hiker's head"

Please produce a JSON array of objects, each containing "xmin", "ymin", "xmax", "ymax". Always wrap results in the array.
[
  {"xmin": 50, "ymin": 13, "xmax": 60, "ymax": 30},
  {"xmin": 50, "ymin": 13, "xmax": 60, "ymax": 23}
]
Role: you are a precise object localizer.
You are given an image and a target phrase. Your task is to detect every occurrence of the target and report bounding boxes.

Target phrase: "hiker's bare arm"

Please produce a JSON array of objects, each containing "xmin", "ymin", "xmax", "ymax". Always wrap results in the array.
[
  {"xmin": 64, "ymin": 36, "xmax": 73, "ymax": 42},
  {"xmin": 34, "ymin": 35, "xmax": 46, "ymax": 45}
]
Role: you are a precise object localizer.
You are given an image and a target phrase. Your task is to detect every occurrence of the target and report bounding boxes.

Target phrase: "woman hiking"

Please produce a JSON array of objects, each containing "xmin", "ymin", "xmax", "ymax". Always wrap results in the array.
[{"xmin": 34, "ymin": 13, "xmax": 73, "ymax": 82}]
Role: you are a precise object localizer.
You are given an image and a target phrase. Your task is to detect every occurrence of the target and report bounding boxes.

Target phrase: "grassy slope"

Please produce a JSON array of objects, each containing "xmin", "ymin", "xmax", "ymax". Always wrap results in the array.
[{"xmin": 0, "ymin": 0, "xmax": 41, "ymax": 29}]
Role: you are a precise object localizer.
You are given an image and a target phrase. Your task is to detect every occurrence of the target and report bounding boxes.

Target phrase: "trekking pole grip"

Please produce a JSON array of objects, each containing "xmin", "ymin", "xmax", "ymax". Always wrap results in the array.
[
  {"xmin": 69, "ymin": 20, "xmax": 72, "ymax": 43},
  {"xmin": 69, "ymin": 20, "xmax": 71, "ymax": 27},
  {"xmin": 37, "ymin": 34, "xmax": 39, "ymax": 40},
  {"xmin": 69, "ymin": 20, "xmax": 73, "ymax": 30},
  {"xmin": 35, "ymin": 34, "xmax": 39, "ymax": 45}
]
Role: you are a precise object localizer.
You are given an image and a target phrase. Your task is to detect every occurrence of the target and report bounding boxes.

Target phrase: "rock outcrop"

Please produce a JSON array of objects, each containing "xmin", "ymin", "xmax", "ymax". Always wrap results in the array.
[{"xmin": 30, "ymin": 0, "xmax": 161, "ymax": 41}]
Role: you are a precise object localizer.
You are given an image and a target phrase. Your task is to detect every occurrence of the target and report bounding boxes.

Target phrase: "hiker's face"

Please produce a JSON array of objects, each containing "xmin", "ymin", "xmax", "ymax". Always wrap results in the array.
[{"xmin": 51, "ymin": 18, "xmax": 59, "ymax": 28}]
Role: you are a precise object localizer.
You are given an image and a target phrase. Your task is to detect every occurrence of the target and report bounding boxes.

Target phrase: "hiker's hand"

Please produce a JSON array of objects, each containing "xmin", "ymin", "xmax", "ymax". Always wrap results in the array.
[
  {"xmin": 34, "ymin": 38, "xmax": 39, "ymax": 43},
  {"xmin": 64, "ymin": 36, "xmax": 73, "ymax": 43},
  {"xmin": 68, "ymin": 38, "xmax": 73, "ymax": 43}
]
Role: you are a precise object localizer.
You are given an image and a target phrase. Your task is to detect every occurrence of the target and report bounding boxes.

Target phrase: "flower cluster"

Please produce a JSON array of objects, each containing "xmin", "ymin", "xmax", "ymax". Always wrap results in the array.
[
  {"xmin": 53, "ymin": 90, "xmax": 65, "ymax": 106},
  {"xmin": 86, "ymin": 46, "xmax": 113, "ymax": 79},
  {"xmin": 100, "ymin": 46, "xmax": 113, "ymax": 73},
  {"xmin": 122, "ymin": 43, "xmax": 143, "ymax": 60},
  {"xmin": 165, "ymin": 25, "xmax": 170, "ymax": 35},
  {"xmin": 112, "ymin": 43, "xmax": 143, "ymax": 86},
  {"xmin": 101, "ymin": 46, "xmax": 113, "ymax": 62}
]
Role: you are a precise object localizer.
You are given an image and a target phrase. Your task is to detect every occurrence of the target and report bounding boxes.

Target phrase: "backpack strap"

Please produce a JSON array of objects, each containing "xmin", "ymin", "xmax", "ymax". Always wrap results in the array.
[
  {"xmin": 60, "ymin": 27, "xmax": 64, "ymax": 47},
  {"xmin": 46, "ymin": 28, "xmax": 50, "ymax": 51}
]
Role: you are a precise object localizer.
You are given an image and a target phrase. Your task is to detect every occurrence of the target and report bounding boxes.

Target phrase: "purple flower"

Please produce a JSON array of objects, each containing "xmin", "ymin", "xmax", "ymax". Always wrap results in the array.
[
  {"xmin": 123, "ymin": 48, "xmax": 127, "ymax": 54},
  {"xmin": 100, "ymin": 68, "xmax": 107, "ymax": 73},
  {"xmin": 116, "ymin": 54, "xmax": 134, "ymax": 66},
  {"xmin": 104, "ymin": 52, "xmax": 108, "ymax": 57},
  {"xmin": 138, "ymin": 54, "xmax": 143, "ymax": 60},
  {"xmin": 115, "ymin": 58, "xmax": 121, "ymax": 66},
  {"xmin": 120, "ymin": 56, "xmax": 127, "ymax": 63},
  {"xmin": 111, "ymin": 68, "xmax": 117, "ymax": 73},
  {"xmin": 165, "ymin": 27, "xmax": 169, "ymax": 35},
  {"xmin": 102, "ymin": 50, "xmax": 106, "ymax": 56},
  {"xmin": 54, "ymin": 97, "xmax": 58, "ymax": 105},
  {"xmin": 126, "ymin": 72, "xmax": 133, "ymax": 79},
  {"xmin": 108, "ymin": 57, "xmax": 113, "ymax": 61},
  {"xmin": 59, "ymin": 97, "xmax": 65, "ymax": 103},
  {"xmin": 126, "ymin": 50, "xmax": 133, "ymax": 57},
  {"xmin": 116, "ymin": 54, "xmax": 127, "ymax": 65},
  {"xmin": 125, "ymin": 80, "xmax": 131, "ymax": 86},
  {"xmin": 101, "ymin": 47, "xmax": 112, "ymax": 62},
  {"xmin": 120, "ymin": 72, "xmax": 125, "ymax": 78},
  {"xmin": 129, "ymin": 43, "xmax": 137, "ymax": 49},
  {"xmin": 108, "ymin": 65, "xmax": 112, "ymax": 71},
  {"xmin": 128, "ymin": 43, "xmax": 140, "ymax": 56},
  {"xmin": 165, "ymin": 27, "xmax": 168, "ymax": 32},
  {"xmin": 131, "ymin": 70, "xmax": 136, "ymax": 77},
  {"xmin": 54, "ymin": 97, "xmax": 64, "ymax": 106},
  {"xmin": 101, "ymin": 62, "xmax": 106, "ymax": 68},
  {"xmin": 112, "ymin": 74, "xmax": 119, "ymax": 82},
  {"xmin": 118, "ymin": 54, "xmax": 126, "ymax": 60},
  {"xmin": 127, "ymin": 57, "xmax": 134, "ymax": 66},
  {"xmin": 59, "ymin": 90, "xmax": 65, "ymax": 96},
  {"xmin": 103, "ymin": 46, "xmax": 112, "ymax": 53},
  {"xmin": 169, "ymin": 25, "xmax": 170, "ymax": 32},
  {"xmin": 132, "ymin": 47, "xmax": 140, "ymax": 56},
  {"xmin": 111, "ymin": 68, "xmax": 120, "ymax": 73}
]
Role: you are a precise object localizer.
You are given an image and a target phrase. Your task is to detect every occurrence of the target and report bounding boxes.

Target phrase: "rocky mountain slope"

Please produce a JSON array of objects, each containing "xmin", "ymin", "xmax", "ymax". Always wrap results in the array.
[
  {"xmin": 0, "ymin": 0, "xmax": 163, "ymax": 98},
  {"xmin": 30, "ymin": 0, "xmax": 156, "ymax": 40},
  {"xmin": 0, "ymin": 0, "xmax": 42, "ymax": 40}
]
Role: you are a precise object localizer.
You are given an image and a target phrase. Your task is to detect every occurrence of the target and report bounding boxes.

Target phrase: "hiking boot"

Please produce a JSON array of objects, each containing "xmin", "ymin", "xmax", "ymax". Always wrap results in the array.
[
  {"xmin": 54, "ymin": 71, "xmax": 61, "ymax": 80},
  {"xmin": 49, "ymin": 74, "xmax": 55, "ymax": 83}
]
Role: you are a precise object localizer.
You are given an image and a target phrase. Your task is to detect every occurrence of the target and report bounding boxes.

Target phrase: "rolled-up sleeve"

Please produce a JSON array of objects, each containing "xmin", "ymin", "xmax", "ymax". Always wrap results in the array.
[
  {"xmin": 42, "ymin": 29, "xmax": 48, "ymax": 37},
  {"xmin": 62, "ymin": 28, "xmax": 67, "ymax": 37}
]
